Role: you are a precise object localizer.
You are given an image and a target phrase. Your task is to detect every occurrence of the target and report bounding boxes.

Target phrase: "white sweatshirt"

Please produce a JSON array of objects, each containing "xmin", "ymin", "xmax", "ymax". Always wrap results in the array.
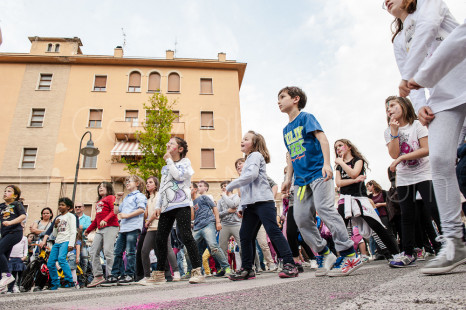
[{"xmin": 52, "ymin": 212, "xmax": 77, "ymax": 247}]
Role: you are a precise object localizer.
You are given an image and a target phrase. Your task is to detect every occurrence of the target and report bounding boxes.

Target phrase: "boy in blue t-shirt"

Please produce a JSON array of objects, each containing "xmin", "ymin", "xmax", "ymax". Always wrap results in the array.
[
  {"xmin": 279, "ymin": 86, "xmax": 362, "ymax": 277},
  {"xmin": 192, "ymin": 181, "xmax": 231, "ymax": 276}
]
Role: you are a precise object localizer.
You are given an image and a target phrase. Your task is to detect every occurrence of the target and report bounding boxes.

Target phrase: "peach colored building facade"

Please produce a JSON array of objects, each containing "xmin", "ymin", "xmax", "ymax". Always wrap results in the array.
[{"xmin": 0, "ymin": 37, "xmax": 246, "ymax": 232}]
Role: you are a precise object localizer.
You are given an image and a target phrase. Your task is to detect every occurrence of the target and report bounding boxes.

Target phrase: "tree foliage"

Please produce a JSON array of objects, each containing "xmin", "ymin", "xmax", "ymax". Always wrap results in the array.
[{"xmin": 124, "ymin": 92, "xmax": 178, "ymax": 180}]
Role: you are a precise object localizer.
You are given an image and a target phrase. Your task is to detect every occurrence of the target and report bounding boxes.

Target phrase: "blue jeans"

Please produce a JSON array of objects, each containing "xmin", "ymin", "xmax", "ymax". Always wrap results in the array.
[
  {"xmin": 176, "ymin": 248, "xmax": 186, "ymax": 277},
  {"xmin": 193, "ymin": 222, "xmax": 230, "ymax": 270},
  {"xmin": 48, "ymin": 241, "xmax": 73, "ymax": 287},
  {"xmin": 111, "ymin": 229, "xmax": 140, "ymax": 278}
]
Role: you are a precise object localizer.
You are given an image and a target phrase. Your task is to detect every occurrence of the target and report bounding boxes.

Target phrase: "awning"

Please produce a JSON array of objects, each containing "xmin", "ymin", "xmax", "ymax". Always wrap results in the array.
[{"xmin": 111, "ymin": 141, "xmax": 142, "ymax": 156}]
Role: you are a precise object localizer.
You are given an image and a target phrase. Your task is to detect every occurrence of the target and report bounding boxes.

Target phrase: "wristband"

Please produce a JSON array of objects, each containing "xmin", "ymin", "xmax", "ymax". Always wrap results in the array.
[{"xmin": 390, "ymin": 134, "xmax": 399, "ymax": 141}]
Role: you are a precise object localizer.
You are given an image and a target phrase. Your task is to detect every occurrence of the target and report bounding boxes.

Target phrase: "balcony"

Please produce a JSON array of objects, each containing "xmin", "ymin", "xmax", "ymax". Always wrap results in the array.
[{"xmin": 112, "ymin": 121, "xmax": 185, "ymax": 140}]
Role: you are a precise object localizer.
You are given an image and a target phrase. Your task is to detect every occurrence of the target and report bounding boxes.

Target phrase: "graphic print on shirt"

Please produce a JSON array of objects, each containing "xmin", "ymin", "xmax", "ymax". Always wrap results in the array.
[
  {"xmin": 398, "ymin": 131, "xmax": 422, "ymax": 168},
  {"xmin": 159, "ymin": 165, "xmax": 187, "ymax": 206},
  {"xmin": 96, "ymin": 201, "xmax": 104, "ymax": 213},
  {"xmin": 58, "ymin": 218, "xmax": 69, "ymax": 233},
  {"xmin": 284, "ymin": 126, "xmax": 306, "ymax": 161},
  {"xmin": 1, "ymin": 205, "xmax": 15, "ymax": 220}
]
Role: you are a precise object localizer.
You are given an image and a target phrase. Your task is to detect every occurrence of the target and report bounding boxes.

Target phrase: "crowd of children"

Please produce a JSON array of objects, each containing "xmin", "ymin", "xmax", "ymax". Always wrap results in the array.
[{"xmin": 0, "ymin": 0, "xmax": 465, "ymax": 295}]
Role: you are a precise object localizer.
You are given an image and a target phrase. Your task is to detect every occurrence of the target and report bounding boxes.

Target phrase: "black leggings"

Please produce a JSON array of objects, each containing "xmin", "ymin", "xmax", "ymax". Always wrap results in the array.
[
  {"xmin": 155, "ymin": 207, "xmax": 200, "ymax": 271},
  {"xmin": 338, "ymin": 203, "xmax": 399, "ymax": 256},
  {"xmin": 396, "ymin": 180, "xmax": 441, "ymax": 256}
]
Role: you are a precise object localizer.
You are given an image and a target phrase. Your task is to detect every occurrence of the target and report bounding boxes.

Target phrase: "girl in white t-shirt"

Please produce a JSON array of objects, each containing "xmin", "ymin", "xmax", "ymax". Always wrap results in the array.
[
  {"xmin": 384, "ymin": 0, "xmax": 466, "ymax": 275},
  {"xmin": 384, "ymin": 96, "xmax": 440, "ymax": 268}
]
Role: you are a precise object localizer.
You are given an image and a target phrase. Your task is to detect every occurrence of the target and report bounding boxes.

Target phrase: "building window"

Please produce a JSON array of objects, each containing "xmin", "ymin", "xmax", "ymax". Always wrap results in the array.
[
  {"xmin": 172, "ymin": 110, "xmax": 180, "ymax": 123},
  {"xmin": 125, "ymin": 110, "xmax": 139, "ymax": 126},
  {"xmin": 21, "ymin": 148, "xmax": 37, "ymax": 168},
  {"xmin": 88, "ymin": 109, "xmax": 103, "ymax": 128},
  {"xmin": 200, "ymin": 111, "xmax": 214, "ymax": 129},
  {"xmin": 55, "ymin": 44, "xmax": 60, "ymax": 52},
  {"xmin": 30, "ymin": 108, "xmax": 45, "ymax": 127},
  {"xmin": 22, "ymin": 204, "xmax": 29, "ymax": 214},
  {"xmin": 201, "ymin": 149, "xmax": 215, "ymax": 168},
  {"xmin": 128, "ymin": 71, "xmax": 141, "ymax": 92},
  {"xmin": 200, "ymin": 78, "xmax": 213, "ymax": 94},
  {"xmin": 93, "ymin": 75, "xmax": 107, "ymax": 91},
  {"xmin": 148, "ymin": 72, "xmax": 161, "ymax": 92},
  {"xmin": 47, "ymin": 43, "xmax": 53, "ymax": 52},
  {"xmin": 167, "ymin": 73, "xmax": 180, "ymax": 93},
  {"xmin": 38, "ymin": 74, "xmax": 52, "ymax": 90},
  {"xmin": 82, "ymin": 155, "xmax": 97, "ymax": 168}
]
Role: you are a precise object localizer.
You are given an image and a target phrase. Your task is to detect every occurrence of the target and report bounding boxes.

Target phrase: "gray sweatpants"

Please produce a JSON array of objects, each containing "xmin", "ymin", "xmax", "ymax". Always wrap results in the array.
[
  {"xmin": 218, "ymin": 224, "xmax": 241, "ymax": 255},
  {"xmin": 90, "ymin": 226, "xmax": 119, "ymax": 277},
  {"xmin": 293, "ymin": 177, "xmax": 354, "ymax": 253},
  {"xmin": 428, "ymin": 103, "xmax": 466, "ymax": 238}
]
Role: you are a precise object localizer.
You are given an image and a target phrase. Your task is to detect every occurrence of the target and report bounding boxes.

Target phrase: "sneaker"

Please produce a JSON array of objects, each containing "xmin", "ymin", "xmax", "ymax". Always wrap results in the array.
[
  {"xmin": 136, "ymin": 277, "xmax": 155, "ymax": 286},
  {"xmin": 100, "ymin": 275, "xmax": 119, "ymax": 287},
  {"xmin": 87, "ymin": 275, "xmax": 106, "ymax": 288},
  {"xmin": 0, "ymin": 274, "xmax": 15, "ymax": 291},
  {"xmin": 278, "ymin": 263, "xmax": 299, "ymax": 278},
  {"xmin": 361, "ymin": 255, "xmax": 370, "ymax": 263},
  {"xmin": 389, "ymin": 252, "xmax": 416, "ymax": 268},
  {"xmin": 328, "ymin": 255, "xmax": 363, "ymax": 277},
  {"xmin": 315, "ymin": 251, "xmax": 337, "ymax": 277},
  {"xmin": 277, "ymin": 260, "xmax": 284, "ymax": 272},
  {"xmin": 181, "ymin": 272, "xmax": 191, "ymax": 281},
  {"xmin": 189, "ymin": 267, "xmax": 205, "ymax": 284},
  {"xmin": 32, "ymin": 286, "xmax": 43, "ymax": 292},
  {"xmin": 117, "ymin": 275, "xmax": 134, "ymax": 286},
  {"xmin": 310, "ymin": 260, "xmax": 318, "ymax": 270},
  {"xmin": 61, "ymin": 281, "xmax": 76, "ymax": 288},
  {"xmin": 48, "ymin": 285, "xmax": 60, "ymax": 291},
  {"xmin": 173, "ymin": 271, "xmax": 181, "ymax": 282},
  {"xmin": 215, "ymin": 267, "xmax": 232, "ymax": 277},
  {"xmin": 302, "ymin": 261, "xmax": 311, "ymax": 267},
  {"xmin": 151, "ymin": 271, "xmax": 166, "ymax": 284},
  {"xmin": 421, "ymin": 237, "xmax": 466, "ymax": 275},
  {"xmin": 12, "ymin": 285, "xmax": 20, "ymax": 294},
  {"xmin": 415, "ymin": 248, "xmax": 426, "ymax": 261},
  {"xmin": 267, "ymin": 263, "xmax": 278, "ymax": 272},
  {"xmin": 228, "ymin": 268, "xmax": 256, "ymax": 281},
  {"xmin": 295, "ymin": 263, "xmax": 304, "ymax": 273}
]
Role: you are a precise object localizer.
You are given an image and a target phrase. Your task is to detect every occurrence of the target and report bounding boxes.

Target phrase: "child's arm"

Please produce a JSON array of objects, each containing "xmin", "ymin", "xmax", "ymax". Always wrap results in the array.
[
  {"xmin": 121, "ymin": 194, "xmax": 147, "ymax": 219},
  {"xmin": 165, "ymin": 158, "xmax": 194, "ymax": 181},
  {"xmin": 212, "ymin": 206, "xmax": 222, "ymax": 231},
  {"xmin": 281, "ymin": 152, "xmax": 294, "ymax": 195},
  {"xmin": 1, "ymin": 213, "xmax": 26, "ymax": 227},
  {"xmin": 226, "ymin": 154, "xmax": 261, "ymax": 191},
  {"xmin": 314, "ymin": 131, "xmax": 332, "ymax": 181},
  {"xmin": 334, "ymin": 158, "xmax": 364, "ymax": 180},
  {"xmin": 335, "ymin": 170, "xmax": 366, "ymax": 188},
  {"xmin": 76, "ymin": 243, "xmax": 81, "ymax": 265},
  {"xmin": 191, "ymin": 206, "xmax": 195, "ymax": 221},
  {"xmin": 390, "ymin": 137, "xmax": 429, "ymax": 171},
  {"xmin": 120, "ymin": 208, "xmax": 145, "ymax": 219},
  {"xmin": 68, "ymin": 214, "xmax": 77, "ymax": 250}
]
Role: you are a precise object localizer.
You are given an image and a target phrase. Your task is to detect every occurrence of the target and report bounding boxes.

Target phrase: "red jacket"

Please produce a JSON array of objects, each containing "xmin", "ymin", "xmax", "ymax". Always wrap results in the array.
[{"xmin": 86, "ymin": 195, "xmax": 119, "ymax": 233}]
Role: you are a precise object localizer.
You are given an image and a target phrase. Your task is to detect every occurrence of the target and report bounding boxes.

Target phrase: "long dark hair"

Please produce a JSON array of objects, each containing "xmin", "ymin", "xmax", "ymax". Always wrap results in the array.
[
  {"xmin": 145, "ymin": 176, "xmax": 160, "ymax": 198},
  {"xmin": 334, "ymin": 139, "xmax": 369, "ymax": 172},
  {"xmin": 97, "ymin": 181, "xmax": 115, "ymax": 202}
]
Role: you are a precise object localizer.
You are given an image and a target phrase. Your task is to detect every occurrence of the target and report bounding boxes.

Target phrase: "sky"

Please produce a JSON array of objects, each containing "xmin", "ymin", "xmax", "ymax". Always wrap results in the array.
[{"xmin": 1, "ymin": 0, "xmax": 465, "ymax": 190}]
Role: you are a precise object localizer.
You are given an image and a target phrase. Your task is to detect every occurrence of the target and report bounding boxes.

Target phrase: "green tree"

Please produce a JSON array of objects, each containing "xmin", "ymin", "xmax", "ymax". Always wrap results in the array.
[{"xmin": 124, "ymin": 92, "xmax": 178, "ymax": 180}]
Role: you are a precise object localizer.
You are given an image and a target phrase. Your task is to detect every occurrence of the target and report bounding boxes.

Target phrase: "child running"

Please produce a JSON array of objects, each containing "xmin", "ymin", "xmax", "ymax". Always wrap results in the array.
[
  {"xmin": 384, "ymin": 0, "xmax": 466, "ymax": 274},
  {"xmin": 279, "ymin": 86, "xmax": 361, "ymax": 277},
  {"xmin": 153, "ymin": 137, "xmax": 204, "ymax": 284},
  {"xmin": 227, "ymin": 131, "xmax": 298, "ymax": 280},
  {"xmin": 0, "ymin": 185, "xmax": 27, "ymax": 292},
  {"xmin": 384, "ymin": 96, "xmax": 441, "ymax": 267},
  {"xmin": 334, "ymin": 139, "xmax": 399, "ymax": 261}
]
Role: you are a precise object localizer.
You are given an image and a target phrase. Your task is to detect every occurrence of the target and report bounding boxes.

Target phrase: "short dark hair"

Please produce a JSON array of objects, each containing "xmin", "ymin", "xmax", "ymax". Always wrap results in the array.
[
  {"xmin": 220, "ymin": 180, "xmax": 230, "ymax": 188},
  {"xmin": 198, "ymin": 180, "xmax": 209, "ymax": 190},
  {"xmin": 278, "ymin": 86, "xmax": 307, "ymax": 110},
  {"xmin": 58, "ymin": 197, "xmax": 73, "ymax": 208},
  {"xmin": 192, "ymin": 182, "xmax": 198, "ymax": 189},
  {"xmin": 6, "ymin": 185, "xmax": 21, "ymax": 201},
  {"xmin": 235, "ymin": 158, "xmax": 245, "ymax": 169}
]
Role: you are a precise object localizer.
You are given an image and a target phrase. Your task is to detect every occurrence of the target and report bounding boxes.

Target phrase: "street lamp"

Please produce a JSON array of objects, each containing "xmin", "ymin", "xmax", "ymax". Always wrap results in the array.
[{"xmin": 71, "ymin": 131, "xmax": 100, "ymax": 204}]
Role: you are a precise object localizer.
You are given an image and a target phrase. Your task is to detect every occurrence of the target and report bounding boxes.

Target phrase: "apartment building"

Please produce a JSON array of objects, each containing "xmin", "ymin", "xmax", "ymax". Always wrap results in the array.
[{"xmin": 0, "ymin": 36, "xmax": 246, "ymax": 230}]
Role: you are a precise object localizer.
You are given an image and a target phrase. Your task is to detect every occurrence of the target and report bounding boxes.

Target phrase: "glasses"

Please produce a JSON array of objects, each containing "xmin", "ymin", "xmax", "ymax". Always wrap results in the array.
[
  {"xmin": 125, "ymin": 180, "xmax": 135, "ymax": 184},
  {"xmin": 75, "ymin": 206, "xmax": 83, "ymax": 209}
]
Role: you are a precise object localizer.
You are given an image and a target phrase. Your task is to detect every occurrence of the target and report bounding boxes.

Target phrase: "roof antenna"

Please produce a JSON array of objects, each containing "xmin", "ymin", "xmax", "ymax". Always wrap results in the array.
[
  {"xmin": 174, "ymin": 37, "xmax": 178, "ymax": 57},
  {"xmin": 121, "ymin": 28, "xmax": 127, "ymax": 49}
]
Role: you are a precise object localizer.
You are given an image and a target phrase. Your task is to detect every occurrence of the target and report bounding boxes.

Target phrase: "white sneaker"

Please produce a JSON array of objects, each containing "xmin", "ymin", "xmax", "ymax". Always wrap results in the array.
[
  {"xmin": 136, "ymin": 277, "xmax": 155, "ymax": 286},
  {"xmin": 421, "ymin": 237, "xmax": 466, "ymax": 275},
  {"xmin": 173, "ymin": 271, "xmax": 181, "ymax": 282},
  {"xmin": 267, "ymin": 263, "xmax": 278, "ymax": 272},
  {"xmin": 12, "ymin": 285, "xmax": 20, "ymax": 294},
  {"xmin": 0, "ymin": 274, "xmax": 15, "ymax": 291},
  {"xmin": 310, "ymin": 259, "xmax": 318, "ymax": 270},
  {"xmin": 315, "ymin": 251, "xmax": 337, "ymax": 276},
  {"xmin": 189, "ymin": 267, "xmax": 205, "ymax": 284}
]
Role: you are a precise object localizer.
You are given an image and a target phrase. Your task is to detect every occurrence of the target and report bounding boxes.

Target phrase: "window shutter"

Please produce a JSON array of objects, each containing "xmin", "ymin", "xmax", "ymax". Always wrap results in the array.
[{"xmin": 168, "ymin": 73, "xmax": 180, "ymax": 92}]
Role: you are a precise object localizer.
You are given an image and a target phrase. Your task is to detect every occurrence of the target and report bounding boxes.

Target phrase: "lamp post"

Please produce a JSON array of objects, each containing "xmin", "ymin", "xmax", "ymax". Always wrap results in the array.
[{"xmin": 71, "ymin": 131, "xmax": 100, "ymax": 205}]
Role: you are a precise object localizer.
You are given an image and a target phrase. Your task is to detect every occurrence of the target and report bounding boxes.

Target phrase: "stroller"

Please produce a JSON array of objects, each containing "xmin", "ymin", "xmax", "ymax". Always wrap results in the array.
[{"xmin": 21, "ymin": 249, "xmax": 50, "ymax": 292}]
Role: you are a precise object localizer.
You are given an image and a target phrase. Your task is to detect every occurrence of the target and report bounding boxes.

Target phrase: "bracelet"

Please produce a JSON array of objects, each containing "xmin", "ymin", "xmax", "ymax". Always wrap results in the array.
[
  {"xmin": 390, "ymin": 134, "xmax": 399, "ymax": 141},
  {"xmin": 114, "ymin": 203, "xmax": 119, "ymax": 206}
]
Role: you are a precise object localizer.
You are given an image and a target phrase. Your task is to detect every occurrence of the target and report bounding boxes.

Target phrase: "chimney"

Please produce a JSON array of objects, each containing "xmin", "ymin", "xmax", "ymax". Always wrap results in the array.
[
  {"xmin": 166, "ymin": 50, "xmax": 174, "ymax": 60},
  {"xmin": 114, "ymin": 46, "xmax": 123, "ymax": 58},
  {"xmin": 218, "ymin": 52, "xmax": 226, "ymax": 62}
]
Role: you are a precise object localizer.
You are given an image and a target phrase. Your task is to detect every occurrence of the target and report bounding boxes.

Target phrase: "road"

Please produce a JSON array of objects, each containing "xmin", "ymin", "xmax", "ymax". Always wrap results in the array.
[{"xmin": 1, "ymin": 259, "xmax": 465, "ymax": 309}]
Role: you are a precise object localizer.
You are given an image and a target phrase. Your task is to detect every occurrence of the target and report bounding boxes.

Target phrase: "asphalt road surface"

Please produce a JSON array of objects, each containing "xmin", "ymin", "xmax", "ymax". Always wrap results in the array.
[{"xmin": 1, "ymin": 259, "xmax": 465, "ymax": 309}]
